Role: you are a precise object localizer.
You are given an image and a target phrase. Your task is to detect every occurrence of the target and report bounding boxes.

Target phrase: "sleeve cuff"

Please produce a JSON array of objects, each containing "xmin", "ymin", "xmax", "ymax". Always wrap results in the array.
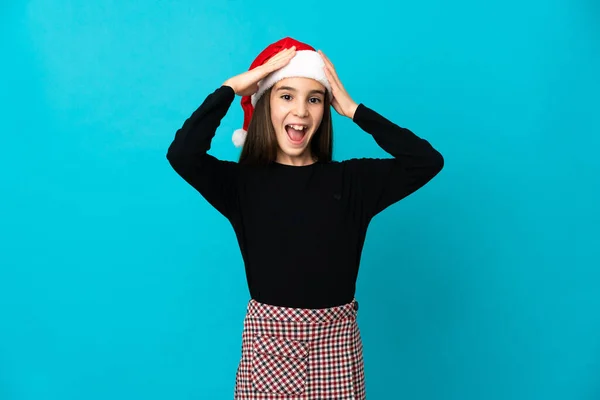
[
  {"xmin": 351, "ymin": 103, "xmax": 367, "ymax": 123},
  {"xmin": 221, "ymin": 84, "xmax": 236, "ymax": 97}
]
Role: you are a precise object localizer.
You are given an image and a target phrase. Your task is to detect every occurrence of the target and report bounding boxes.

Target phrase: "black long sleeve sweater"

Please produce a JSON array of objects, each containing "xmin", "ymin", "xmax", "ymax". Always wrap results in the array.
[{"xmin": 167, "ymin": 85, "xmax": 444, "ymax": 309}]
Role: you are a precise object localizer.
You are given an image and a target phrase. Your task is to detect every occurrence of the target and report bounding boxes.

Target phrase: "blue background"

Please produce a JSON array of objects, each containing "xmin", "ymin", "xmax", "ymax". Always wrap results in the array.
[{"xmin": 1, "ymin": 1, "xmax": 599, "ymax": 399}]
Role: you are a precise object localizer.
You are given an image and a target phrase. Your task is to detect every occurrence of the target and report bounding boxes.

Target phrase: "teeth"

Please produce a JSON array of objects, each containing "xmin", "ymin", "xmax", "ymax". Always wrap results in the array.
[{"xmin": 288, "ymin": 124, "xmax": 306, "ymax": 130}]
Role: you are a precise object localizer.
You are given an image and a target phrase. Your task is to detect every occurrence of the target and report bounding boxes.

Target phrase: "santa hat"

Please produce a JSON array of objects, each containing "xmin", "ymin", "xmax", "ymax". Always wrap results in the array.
[{"xmin": 232, "ymin": 37, "xmax": 333, "ymax": 147}]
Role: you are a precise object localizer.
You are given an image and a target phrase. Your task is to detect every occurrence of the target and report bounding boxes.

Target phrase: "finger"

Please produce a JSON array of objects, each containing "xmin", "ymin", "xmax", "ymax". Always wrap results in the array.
[
  {"xmin": 273, "ymin": 46, "xmax": 296, "ymax": 61},
  {"xmin": 321, "ymin": 52, "xmax": 346, "ymax": 90},
  {"xmin": 260, "ymin": 51, "xmax": 296, "ymax": 76},
  {"xmin": 264, "ymin": 47, "xmax": 294, "ymax": 66},
  {"xmin": 320, "ymin": 54, "xmax": 339, "ymax": 82},
  {"xmin": 323, "ymin": 65, "xmax": 337, "ymax": 90},
  {"xmin": 331, "ymin": 98, "xmax": 342, "ymax": 114},
  {"xmin": 265, "ymin": 47, "xmax": 296, "ymax": 68},
  {"xmin": 318, "ymin": 50, "xmax": 335, "ymax": 70},
  {"xmin": 323, "ymin": 63, "xmax": 343, "ymax": 91},
  {"xmin": 317, "ymin": 49, "xmax": 329, "ymax": 63},
  {"xmin": 330, "ymin": 65, "xmax": 346, "ymax": 91}
]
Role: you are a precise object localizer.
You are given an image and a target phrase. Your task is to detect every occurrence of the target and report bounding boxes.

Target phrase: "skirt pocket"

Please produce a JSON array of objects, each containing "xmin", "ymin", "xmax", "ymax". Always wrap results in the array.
[{"xmin": 251, "ymin": 335, "xmax": 309, "ymax": 395}]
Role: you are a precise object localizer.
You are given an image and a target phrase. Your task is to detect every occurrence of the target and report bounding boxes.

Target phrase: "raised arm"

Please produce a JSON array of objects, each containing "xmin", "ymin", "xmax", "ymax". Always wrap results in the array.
[
  {"xmin": 166, "ymin": 85, "xmax": 240, "ymax": 219},
  {"xmin": 167, "ymin": 46, "xmax": 300, "ymax": 219},
  {"xmin": 319, "ymin": 50, "xmax": 443, "ymax": 220},
  {"xmin": 347, "ymin": 104, "xmax": 444, "ymax": 219}
]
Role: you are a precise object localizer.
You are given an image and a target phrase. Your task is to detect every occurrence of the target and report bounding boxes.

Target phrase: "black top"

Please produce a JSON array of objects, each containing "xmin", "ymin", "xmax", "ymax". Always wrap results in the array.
[{"xmin": 167, "ymin": 85, "xmax": 444, "ymax": 309}]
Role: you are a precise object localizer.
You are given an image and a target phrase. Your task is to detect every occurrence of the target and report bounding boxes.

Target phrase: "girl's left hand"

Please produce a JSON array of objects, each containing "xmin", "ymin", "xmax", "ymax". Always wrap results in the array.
[{"xmin": 319, "ymin": 50, "xmax": 359, "ymax": 119}]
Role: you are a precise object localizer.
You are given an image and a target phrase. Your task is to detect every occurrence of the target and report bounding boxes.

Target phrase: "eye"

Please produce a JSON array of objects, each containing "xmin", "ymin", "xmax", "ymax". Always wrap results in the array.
[
  {"xmin": 310, "ymin": 97, "xmax": 322, "ymax": 104},
  {"xmin": 281, "ymin": 94, "xmax": 292, "ymax": 101}
]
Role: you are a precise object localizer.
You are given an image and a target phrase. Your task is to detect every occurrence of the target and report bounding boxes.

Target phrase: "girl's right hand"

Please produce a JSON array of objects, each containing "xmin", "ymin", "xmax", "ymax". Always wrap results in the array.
[{"xmin": 223, "ymin": 46, "xmax": 296, "ymax": 97}]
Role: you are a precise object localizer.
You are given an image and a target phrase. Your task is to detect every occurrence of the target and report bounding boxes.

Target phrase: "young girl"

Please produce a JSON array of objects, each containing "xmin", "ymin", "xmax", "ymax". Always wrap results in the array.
[{"xmin": 167, "ymin": 37, "xmax": 444, "ymax": 400}]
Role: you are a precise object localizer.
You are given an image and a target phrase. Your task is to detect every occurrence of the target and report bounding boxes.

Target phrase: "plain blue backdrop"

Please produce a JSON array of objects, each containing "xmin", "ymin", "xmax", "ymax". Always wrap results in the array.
[{"xmin": 1, "ymin": 1, "xmax": 599, "ymax": 399}]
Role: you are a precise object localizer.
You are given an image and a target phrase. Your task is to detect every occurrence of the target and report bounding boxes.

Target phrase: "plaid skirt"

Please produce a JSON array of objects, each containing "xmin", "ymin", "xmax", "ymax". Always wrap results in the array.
[{"xmin": 234, "ymin": 298, "xmax": 366, "ymax": 399}]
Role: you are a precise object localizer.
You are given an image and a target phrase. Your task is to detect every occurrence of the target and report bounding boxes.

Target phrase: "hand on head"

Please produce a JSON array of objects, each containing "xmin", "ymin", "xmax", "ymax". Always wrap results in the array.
[
  {"xmin": 223, "ymin": 46, "xmax": 297, "ymax": 97},
  {"xmin": 224, "ymin": 46, "xmax": 357, "ymax": 119},
  {"xmin": 318, "ymin": 50, "xmax": 358, "ymax": 119},
  {"xmin": 227, "ymin": 38, "xmax": 359, "ymax": 148}
]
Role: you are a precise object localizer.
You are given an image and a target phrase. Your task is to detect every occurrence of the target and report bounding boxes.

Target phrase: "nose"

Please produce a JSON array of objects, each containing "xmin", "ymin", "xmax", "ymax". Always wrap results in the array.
[{"xmin": 293, "ymin": 102, "xmax": 308, "ymax": 117}]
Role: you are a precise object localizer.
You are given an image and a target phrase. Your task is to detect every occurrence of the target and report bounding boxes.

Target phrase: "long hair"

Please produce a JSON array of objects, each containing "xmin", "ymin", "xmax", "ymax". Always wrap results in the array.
[{"xmin": 238, "ymin": 87, "xmax": 333, "ymax": 165}]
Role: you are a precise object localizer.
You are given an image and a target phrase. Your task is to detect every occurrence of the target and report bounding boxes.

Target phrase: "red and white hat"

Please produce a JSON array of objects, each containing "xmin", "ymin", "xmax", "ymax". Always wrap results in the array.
[{"xmin": 232, "ymin": 37, "xmax": 333, "ymax": 147}]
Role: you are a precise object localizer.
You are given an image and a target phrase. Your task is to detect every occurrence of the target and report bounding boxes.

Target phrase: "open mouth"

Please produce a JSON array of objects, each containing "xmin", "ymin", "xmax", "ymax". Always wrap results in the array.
[{"xmin": 285, "ymin": 124, "xmax": 308, "ymax": 144}]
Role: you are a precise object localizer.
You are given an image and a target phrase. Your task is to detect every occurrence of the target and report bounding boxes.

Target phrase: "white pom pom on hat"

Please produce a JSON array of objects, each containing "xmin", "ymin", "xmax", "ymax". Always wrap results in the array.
[
  {"xmin": 232, "ymin": 37, "xmax": 333, "ymax": 148},
  {"xmin": 232, "ymin": 128, "xmax": 247, "ymax": 147}
]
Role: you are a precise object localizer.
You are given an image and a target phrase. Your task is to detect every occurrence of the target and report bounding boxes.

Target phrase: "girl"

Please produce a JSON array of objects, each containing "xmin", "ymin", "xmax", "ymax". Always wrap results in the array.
[{"xmin": 167, "ymin": 37, "xmax": 444, "ymax": 399}]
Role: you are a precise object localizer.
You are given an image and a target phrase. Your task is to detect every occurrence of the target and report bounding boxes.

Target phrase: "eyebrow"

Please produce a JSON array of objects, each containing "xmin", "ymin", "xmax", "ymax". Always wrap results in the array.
[{"xmin": 276, "ymin": 86, "xmax": 326, "ymax": 96}]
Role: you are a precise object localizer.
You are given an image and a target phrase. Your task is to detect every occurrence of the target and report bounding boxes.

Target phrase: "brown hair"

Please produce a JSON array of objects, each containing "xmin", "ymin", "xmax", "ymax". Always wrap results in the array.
[{"xmin": 238, "ymin": 86, "xmax": 333, "ymax": 165}]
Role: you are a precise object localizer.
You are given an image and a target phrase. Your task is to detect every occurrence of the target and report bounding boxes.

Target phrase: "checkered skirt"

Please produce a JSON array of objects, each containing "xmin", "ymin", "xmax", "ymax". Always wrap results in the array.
[{"xmin": 234, "ymin": 298, "xmax": 365, "ymax": 399}]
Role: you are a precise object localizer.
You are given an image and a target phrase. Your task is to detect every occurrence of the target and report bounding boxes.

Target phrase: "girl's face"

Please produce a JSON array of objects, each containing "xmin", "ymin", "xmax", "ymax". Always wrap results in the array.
[{"xmin": 269, "ymin": 77, "xmax": 326, "ymax": 165}]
